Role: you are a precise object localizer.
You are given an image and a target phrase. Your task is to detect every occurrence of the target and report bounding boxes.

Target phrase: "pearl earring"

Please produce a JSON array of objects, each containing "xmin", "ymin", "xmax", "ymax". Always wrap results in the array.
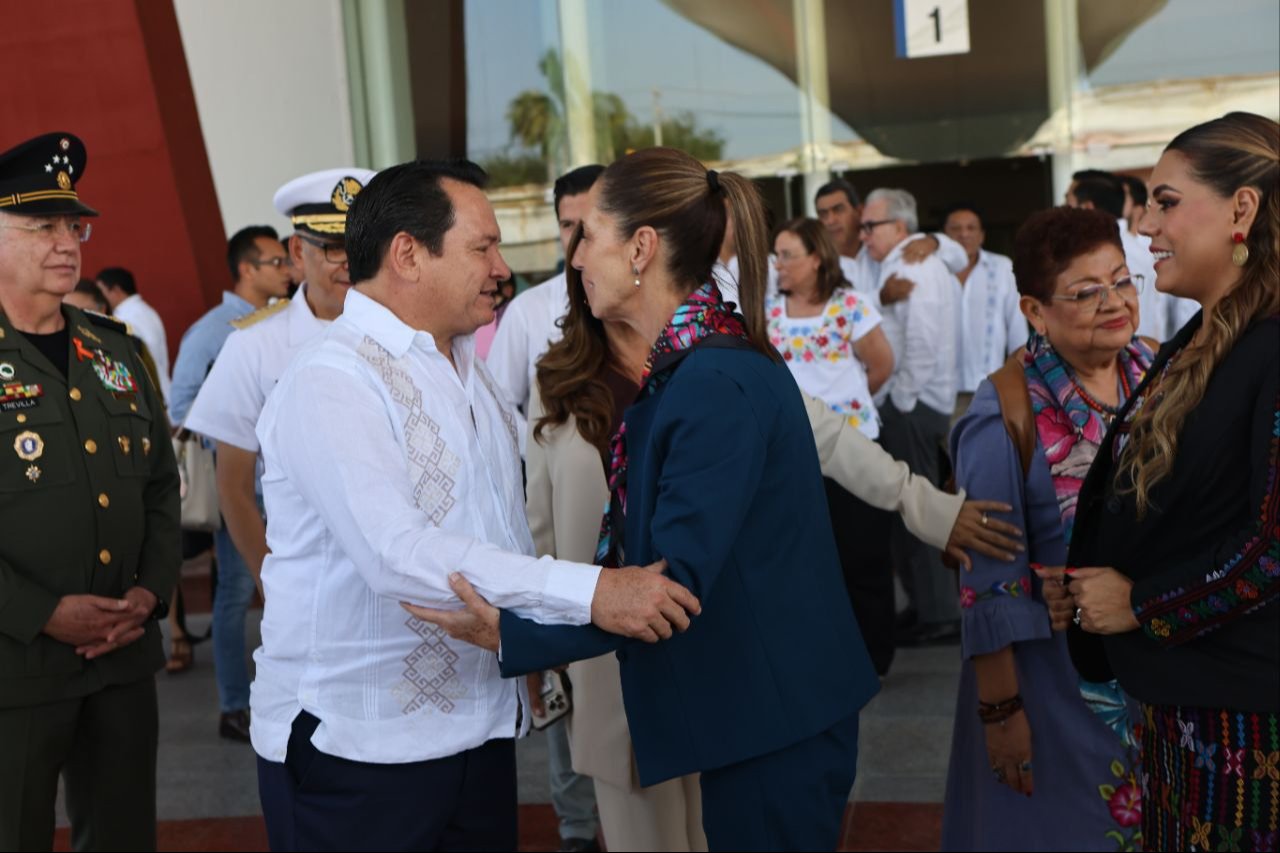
[{"xmin": 632, "ymin": 266, "xmax": 641, "ymax": 288}]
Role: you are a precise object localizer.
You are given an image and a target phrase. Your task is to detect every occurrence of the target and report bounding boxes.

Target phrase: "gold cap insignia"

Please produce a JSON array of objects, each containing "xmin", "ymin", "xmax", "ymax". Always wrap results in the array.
[
  {"xmin": 331, "ymin": 176, "xmax": 365, "ymax": 212},
  {"xmin": 14, "ymin": 430, "xmax": 44, "ymax": 461},
  {"xmin": 60, "ymin": 138, "xmax": 71, "ymax": 151},
  {"xmin": 56, "ymin": 171, "xmax": 71, "ymax": 190}
]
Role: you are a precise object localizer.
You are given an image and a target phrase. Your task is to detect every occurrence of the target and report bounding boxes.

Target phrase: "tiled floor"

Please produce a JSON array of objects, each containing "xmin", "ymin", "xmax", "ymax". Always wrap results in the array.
[{"xmin": 55, "ymin": 562, "xmax": 961, "ymax": 851}]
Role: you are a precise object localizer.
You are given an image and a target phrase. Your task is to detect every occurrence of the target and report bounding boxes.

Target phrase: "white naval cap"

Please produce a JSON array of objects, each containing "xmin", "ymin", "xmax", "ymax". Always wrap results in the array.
[{"xmin": 272, "ymin": 167, "xmax": 377, "ymax": 237}]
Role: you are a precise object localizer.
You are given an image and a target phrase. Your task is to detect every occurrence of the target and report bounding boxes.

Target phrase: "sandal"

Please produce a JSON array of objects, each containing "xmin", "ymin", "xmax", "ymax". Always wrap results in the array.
[{"xmin": 166, "ymin": 635, "xmax": 194, "ymax": 674}]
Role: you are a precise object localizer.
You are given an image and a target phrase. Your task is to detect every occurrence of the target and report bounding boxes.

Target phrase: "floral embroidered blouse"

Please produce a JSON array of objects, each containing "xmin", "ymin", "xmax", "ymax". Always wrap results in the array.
[{"xmin": 767, "ymin": 288, "xmax": 883, "ymax": 438}]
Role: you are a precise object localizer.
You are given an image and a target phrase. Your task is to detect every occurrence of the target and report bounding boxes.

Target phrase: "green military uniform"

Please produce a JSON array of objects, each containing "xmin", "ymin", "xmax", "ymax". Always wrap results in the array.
[{"xmin": 0, "ymin": 133, "xmax": 180, "ymax": 851}]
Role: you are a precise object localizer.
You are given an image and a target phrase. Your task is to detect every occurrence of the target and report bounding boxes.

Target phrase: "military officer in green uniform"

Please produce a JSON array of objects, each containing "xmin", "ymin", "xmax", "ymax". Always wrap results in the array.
[{"xmin": 0, "ymin": 132, "xmax": 180, "ymax": 851}]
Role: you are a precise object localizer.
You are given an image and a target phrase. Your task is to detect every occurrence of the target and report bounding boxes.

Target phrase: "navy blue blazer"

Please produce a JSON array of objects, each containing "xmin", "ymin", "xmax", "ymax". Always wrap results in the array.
[{"xmin": 500, "ymin": 346, "xmax": 880, "ymax": 786}]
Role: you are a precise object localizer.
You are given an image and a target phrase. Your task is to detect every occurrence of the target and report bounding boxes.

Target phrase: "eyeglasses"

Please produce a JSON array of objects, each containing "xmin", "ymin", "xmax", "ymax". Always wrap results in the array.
[
  {"xmin": 1048, "ymin": 275, "xmax": 1144, "ymax": 311},
  {"xmin": 0, "ymin": 218, "xmax": 91, "ymax": 243},
  {"xmin": 297, "ymin": 233, "xmax": 347, "ymax": 264},
  {"xmin": 248, "ymin": 256, "xmax": 290, "ymax": 269},
  {"xmin": 857, "ymin": 219, "xmax": 895, "ymax": 236}
]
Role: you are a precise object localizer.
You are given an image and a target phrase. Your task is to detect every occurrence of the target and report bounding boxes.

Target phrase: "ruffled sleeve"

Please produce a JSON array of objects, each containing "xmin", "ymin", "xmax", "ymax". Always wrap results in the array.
[{"xmin": 950, "ymin": 382, "xmax": 1059, "ymax": 659}]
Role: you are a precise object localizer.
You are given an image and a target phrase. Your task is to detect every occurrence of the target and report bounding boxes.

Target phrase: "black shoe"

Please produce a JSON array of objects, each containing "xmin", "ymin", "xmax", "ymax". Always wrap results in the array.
[
  {"xmin": 559, "ymin": 838, "xmax": 601, "ymax": 852},
  {"xmin": 219, "ymin": 708, "xmax": 251, "ymax": 743}
]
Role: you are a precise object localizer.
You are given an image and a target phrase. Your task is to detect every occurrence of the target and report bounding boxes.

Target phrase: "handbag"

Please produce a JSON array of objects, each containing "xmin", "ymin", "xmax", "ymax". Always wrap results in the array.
[{"xmin": 172, "ymin": 430, "xmax": 222, "ymax": 532}]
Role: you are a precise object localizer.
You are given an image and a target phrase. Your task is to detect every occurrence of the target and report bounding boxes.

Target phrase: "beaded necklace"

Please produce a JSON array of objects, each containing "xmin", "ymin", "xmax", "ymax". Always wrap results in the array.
[{"xmin": 1065, "ymin": 366, "xmax": 1132, "ymax": 420}]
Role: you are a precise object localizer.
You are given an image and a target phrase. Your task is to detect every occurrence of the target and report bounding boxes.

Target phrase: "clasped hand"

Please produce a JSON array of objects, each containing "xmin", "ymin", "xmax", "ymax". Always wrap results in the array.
[
  {"xmin": 401, "ymin": 559, "xmax": 702, "ymax": 652},
  {"xmin": 42, "ymin": 587, "xmax": 158, "ymax": 659},
  {"xmin": 1032, "ymin": 565, "xmax": 1139, "ymax": 634}
]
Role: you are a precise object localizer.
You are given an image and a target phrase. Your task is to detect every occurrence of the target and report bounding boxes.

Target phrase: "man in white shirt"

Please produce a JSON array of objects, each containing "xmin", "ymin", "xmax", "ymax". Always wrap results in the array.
[
  {"xmin": 251, "ymin": 159, "xmax": 700, "ymax": 851},
  {"xmin": 182, "ymin": 168, "xmax": 375, "ymax": 743},
  {"xmin": 861, "ymin": 188, "xmax": 961, "ymax": 642},
  {"xmin": 94, "ymin": 266, "xmax": 170, "ymax": 401},
  {"xmin": 814, "ymin": 178, "xmax": 969, "ymax": 305},
  {"xmin": 942, "ymin": 205, "xmax": 1026, "ymax": 415},
  {"xmin": 486, "ymin": 164, "xmax": 603, "ymax": 425}
]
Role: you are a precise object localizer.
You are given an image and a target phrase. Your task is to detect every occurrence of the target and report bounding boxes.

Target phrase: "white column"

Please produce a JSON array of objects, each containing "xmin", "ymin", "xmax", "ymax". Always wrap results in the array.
[
  {"xmin": 793, "ymin": 0, "xmax": 832, "ymax": 217},
  {"xmin": 558, "ymin": 0, "xmax": 599, "ymax": 170},
  {"xmin": 1044, "ymin": 0, "xmax": 1083, "ymax": 204}
]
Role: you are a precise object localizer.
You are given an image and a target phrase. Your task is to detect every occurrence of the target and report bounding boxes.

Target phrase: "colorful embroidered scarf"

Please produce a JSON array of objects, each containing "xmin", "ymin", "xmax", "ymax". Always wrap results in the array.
[
  {"xmin": 595, "ymin": 282, "xmax": 749, "ymax": 566},
  {"xmin": 1023, "ymin": 332, "xmax": 1153, "ymax": 546}
]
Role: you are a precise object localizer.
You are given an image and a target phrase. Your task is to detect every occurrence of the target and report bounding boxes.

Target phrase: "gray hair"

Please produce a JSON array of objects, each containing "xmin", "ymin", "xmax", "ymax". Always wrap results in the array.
[{"xmin": 866, "ymin": 188, "xmax": 918, "ymax": 233}]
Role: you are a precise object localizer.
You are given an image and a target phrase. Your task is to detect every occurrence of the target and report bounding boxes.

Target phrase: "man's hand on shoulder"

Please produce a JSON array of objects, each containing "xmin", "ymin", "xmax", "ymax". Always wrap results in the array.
[
  {"xmin": 590, "ymin": 560, "xmax": 701, "ymax": 643},
  {"xmin": 880, "ymin": 275, "xmax": 916, "ymax": 305}
]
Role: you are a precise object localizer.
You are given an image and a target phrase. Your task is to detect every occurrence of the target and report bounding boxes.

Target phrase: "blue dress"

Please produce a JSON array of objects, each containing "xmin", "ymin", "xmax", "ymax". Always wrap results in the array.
[{"xmin": 941, "ymin": 381, "xmax": 1142, "ymax": 852}]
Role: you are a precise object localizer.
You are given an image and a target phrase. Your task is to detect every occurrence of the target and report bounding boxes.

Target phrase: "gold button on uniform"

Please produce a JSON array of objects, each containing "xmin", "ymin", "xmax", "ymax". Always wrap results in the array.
[
  {"xmin": 84, "ymin": 439, "xmax": 98, "ymax": 454},
  {"xmin": 16, "ymin": 414, "xmax": 26, "ymax": 423},
  {"xmin": 98, "ymin": 549, "xmax": 111, "ymax": 565},
  {"xmin": 97, "ymin": 493, "xmax": 110, "ymax": 508},
  {"xmin": 69, "ymin": 388, "xmax": 82, "ymax": 401},
  {"xmin": 129, "ymin": 403, "xmax": 138, "ymax": 412}
]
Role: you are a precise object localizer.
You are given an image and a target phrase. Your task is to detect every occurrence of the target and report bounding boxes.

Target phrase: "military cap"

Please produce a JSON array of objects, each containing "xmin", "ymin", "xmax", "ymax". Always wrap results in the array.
[
  {"xmin": 0, "ymin": 132, "xmax": 98, "ymax": 217},
  {"xmin": 273, "ymin": 168, "xmax": 376, "ymax": 238}
]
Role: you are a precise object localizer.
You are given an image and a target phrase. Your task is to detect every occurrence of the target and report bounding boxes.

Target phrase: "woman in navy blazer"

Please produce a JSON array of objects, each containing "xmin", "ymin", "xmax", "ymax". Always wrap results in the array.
[{"xmin": 411, "ymin": 149, "xmax": 880, "ymax": 851}]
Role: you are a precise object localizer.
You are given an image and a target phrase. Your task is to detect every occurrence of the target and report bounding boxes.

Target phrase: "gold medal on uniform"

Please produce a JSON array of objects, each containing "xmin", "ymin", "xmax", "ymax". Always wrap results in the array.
[
  {"xmin": 26, "ymin": 464, "xmax": 41, "ymax": 483},
  {"xmin": 0, "ymin": 362, "xmax": 14, "ymax": 381},
  {"xmin": 14, "ymin": 430, "xmax": 44, "ymax": 461}
]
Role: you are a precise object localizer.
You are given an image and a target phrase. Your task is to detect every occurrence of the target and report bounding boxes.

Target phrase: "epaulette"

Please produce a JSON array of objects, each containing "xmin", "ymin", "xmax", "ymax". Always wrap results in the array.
[
  {"xmin": 83, "ymin": 309, "xmax": 132, "ymax": 337},
  {"xmin": 231, "ymin": 298, "xmax": 289, "ymax": 330}
]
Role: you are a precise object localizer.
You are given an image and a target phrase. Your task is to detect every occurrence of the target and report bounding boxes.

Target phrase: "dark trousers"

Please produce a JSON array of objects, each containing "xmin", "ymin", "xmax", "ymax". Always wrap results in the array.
[
  {"xmin": 824, "ymin": 478, "xmax": 896, "ymax": 676},
  {"xmin": 0, "ymin": 677, "xmax": 158, "ymax": 852},
  {"xmin": 699, "ymin": 712, "xmax": 859, "ymax": 851},
  {"xmin": 879, "ymin": 402, "xmax": 959, "ymax": 626},
  {"xmin": 257, "ymin": 711, "xmax": 518, "ymax": 852}
]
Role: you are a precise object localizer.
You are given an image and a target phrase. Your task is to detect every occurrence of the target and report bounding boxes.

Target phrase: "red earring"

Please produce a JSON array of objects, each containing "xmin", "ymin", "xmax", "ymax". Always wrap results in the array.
[{"xmin": 1232, "ymin": 232, "xmax": 1249, "ymax": 267}]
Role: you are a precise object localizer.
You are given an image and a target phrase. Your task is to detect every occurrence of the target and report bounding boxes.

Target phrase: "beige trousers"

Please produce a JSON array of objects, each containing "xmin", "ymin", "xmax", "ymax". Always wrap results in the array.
[{"xmin": 592, "ymin": 772, "xmax": 708, "ymax": 853}]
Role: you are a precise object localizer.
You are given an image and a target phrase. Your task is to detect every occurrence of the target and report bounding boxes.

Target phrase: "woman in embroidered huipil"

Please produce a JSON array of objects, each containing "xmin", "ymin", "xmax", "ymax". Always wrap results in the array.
[
  {"xmin": 942, "ymin": 207, "xmax": 1154, "ymax": 851},
  {"xmin": 766, "ymin": 217, "xmax": 899, "ymax": 674},
  {"xmin": 1067, "ymin": 112, "xmax": 1279, "ymax": 852}
]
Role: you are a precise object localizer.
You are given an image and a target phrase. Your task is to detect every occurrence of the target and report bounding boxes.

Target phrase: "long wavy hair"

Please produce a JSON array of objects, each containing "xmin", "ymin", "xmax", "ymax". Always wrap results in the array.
[
  {"xmin": 1117, "ymin": 112, "xmax": 1280, "ymax": 515},
  {"xmin": 534, "ymin": 148, "xmax": 778, "ymax": 450},
  {"xmin": 776, "ymin": 217, "xmax": 850, "ymax": 302}
]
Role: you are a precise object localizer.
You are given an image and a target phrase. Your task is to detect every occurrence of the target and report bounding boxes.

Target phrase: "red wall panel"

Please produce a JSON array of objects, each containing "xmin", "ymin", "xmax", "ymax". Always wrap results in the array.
[{"xmin": 0, "ymin": 0, "xmax": 228, "ymax": 362}]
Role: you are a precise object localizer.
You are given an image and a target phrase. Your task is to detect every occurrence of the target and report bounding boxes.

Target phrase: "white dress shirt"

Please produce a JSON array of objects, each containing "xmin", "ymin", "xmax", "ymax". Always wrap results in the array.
[
  {"xmin": 874, "ymin": 234, "xmax": 960, "ymax": 416},
  {"xmin": 485, "ymin": 272, "xmax": 570, "ymax": 414},
  {"xmin": 184, "ymin": 286, "xmax": 331, "ymax": 455},
  {"xmin": 251, "ymin": 289, "xmax": 601, "ymax": 765},
  {"xmin": 955, "ymin": 250, "xmax": 1026, "ymax": 393},
  {"xmin": 1120, "ymin": 221, "xmax": 1166, "ymax": 342},
  {"xmin": 844, "ymin": 231, "xmax": 968, "ymax": 311},
  {"xmin": 113, "ymin": 294, "xmax": 171, "ymax": 401}
]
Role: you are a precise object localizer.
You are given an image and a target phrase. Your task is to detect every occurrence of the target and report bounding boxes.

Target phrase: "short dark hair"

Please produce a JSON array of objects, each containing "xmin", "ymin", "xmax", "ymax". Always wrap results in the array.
[
  {"xmin": 1071, "ymin": 178, "xmax": 1125, "ymax": 218},
  {"xmin": 1013, "ymin": 206, "xmax": 1123, "ymax": 303},
  {"xmin": 1119, "ymin": 174, "xmax": 1147, "ymax": 207},
  {"xmin": 74, "ymin": 278, "xmax": 109, "ymax": 313},
  {"xmin": 943, "ymin": 203, "xmax": 984, "ymax": 226},
  {"xmin": 1072, "ymin": 168, "xmax": 1118, "ymax": 185},
  {"xmin": 814, "ymin": 178, "xmax": 861, "ymax": 209},
  {"xmin": 227, "ymin": 225, "xmax": 279, "ymax": 282},
  {"xmin": 553, "ymin": 165, "xmax": 604, "ymax": 218},
  {"xmin": 344, "ymin": 159, "xmax": 489, "ymax": 285},
  {"xmin": 95, "ymin": 266, "xmax": 137, "ymax": 295}
]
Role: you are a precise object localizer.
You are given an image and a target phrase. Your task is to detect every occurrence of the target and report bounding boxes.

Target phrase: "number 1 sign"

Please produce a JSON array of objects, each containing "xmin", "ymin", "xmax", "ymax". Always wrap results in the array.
[{"xmin": 893, "ymin": 0, "xmax": 971, "ymax": 59}]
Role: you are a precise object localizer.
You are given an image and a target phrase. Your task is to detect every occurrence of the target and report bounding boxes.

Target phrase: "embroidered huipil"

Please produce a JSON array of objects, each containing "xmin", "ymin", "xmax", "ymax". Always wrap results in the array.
[
  {"xmin": 250, "ymin": 290, "xmax": 601, "ymax": 765},
  {"xmin": 767, "ymin": 289, "xmax": 883, "ymax": 438}
]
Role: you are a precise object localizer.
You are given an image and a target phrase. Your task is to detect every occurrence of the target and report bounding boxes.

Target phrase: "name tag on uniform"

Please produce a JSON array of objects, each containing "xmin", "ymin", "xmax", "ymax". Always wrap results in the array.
[{"xmin": 0, "ymin": 382, "xmax": 42, "ymax": 411}]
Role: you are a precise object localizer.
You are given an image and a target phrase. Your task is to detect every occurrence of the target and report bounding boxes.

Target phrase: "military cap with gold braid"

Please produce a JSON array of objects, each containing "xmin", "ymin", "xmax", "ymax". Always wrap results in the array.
[
  {"xmin": 273, "ymin": 167, "xmax": 376, "ymax": 237},
  {"xmin": 0, "ymin": 132, "xmax": 98, "ymax": 217}
]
